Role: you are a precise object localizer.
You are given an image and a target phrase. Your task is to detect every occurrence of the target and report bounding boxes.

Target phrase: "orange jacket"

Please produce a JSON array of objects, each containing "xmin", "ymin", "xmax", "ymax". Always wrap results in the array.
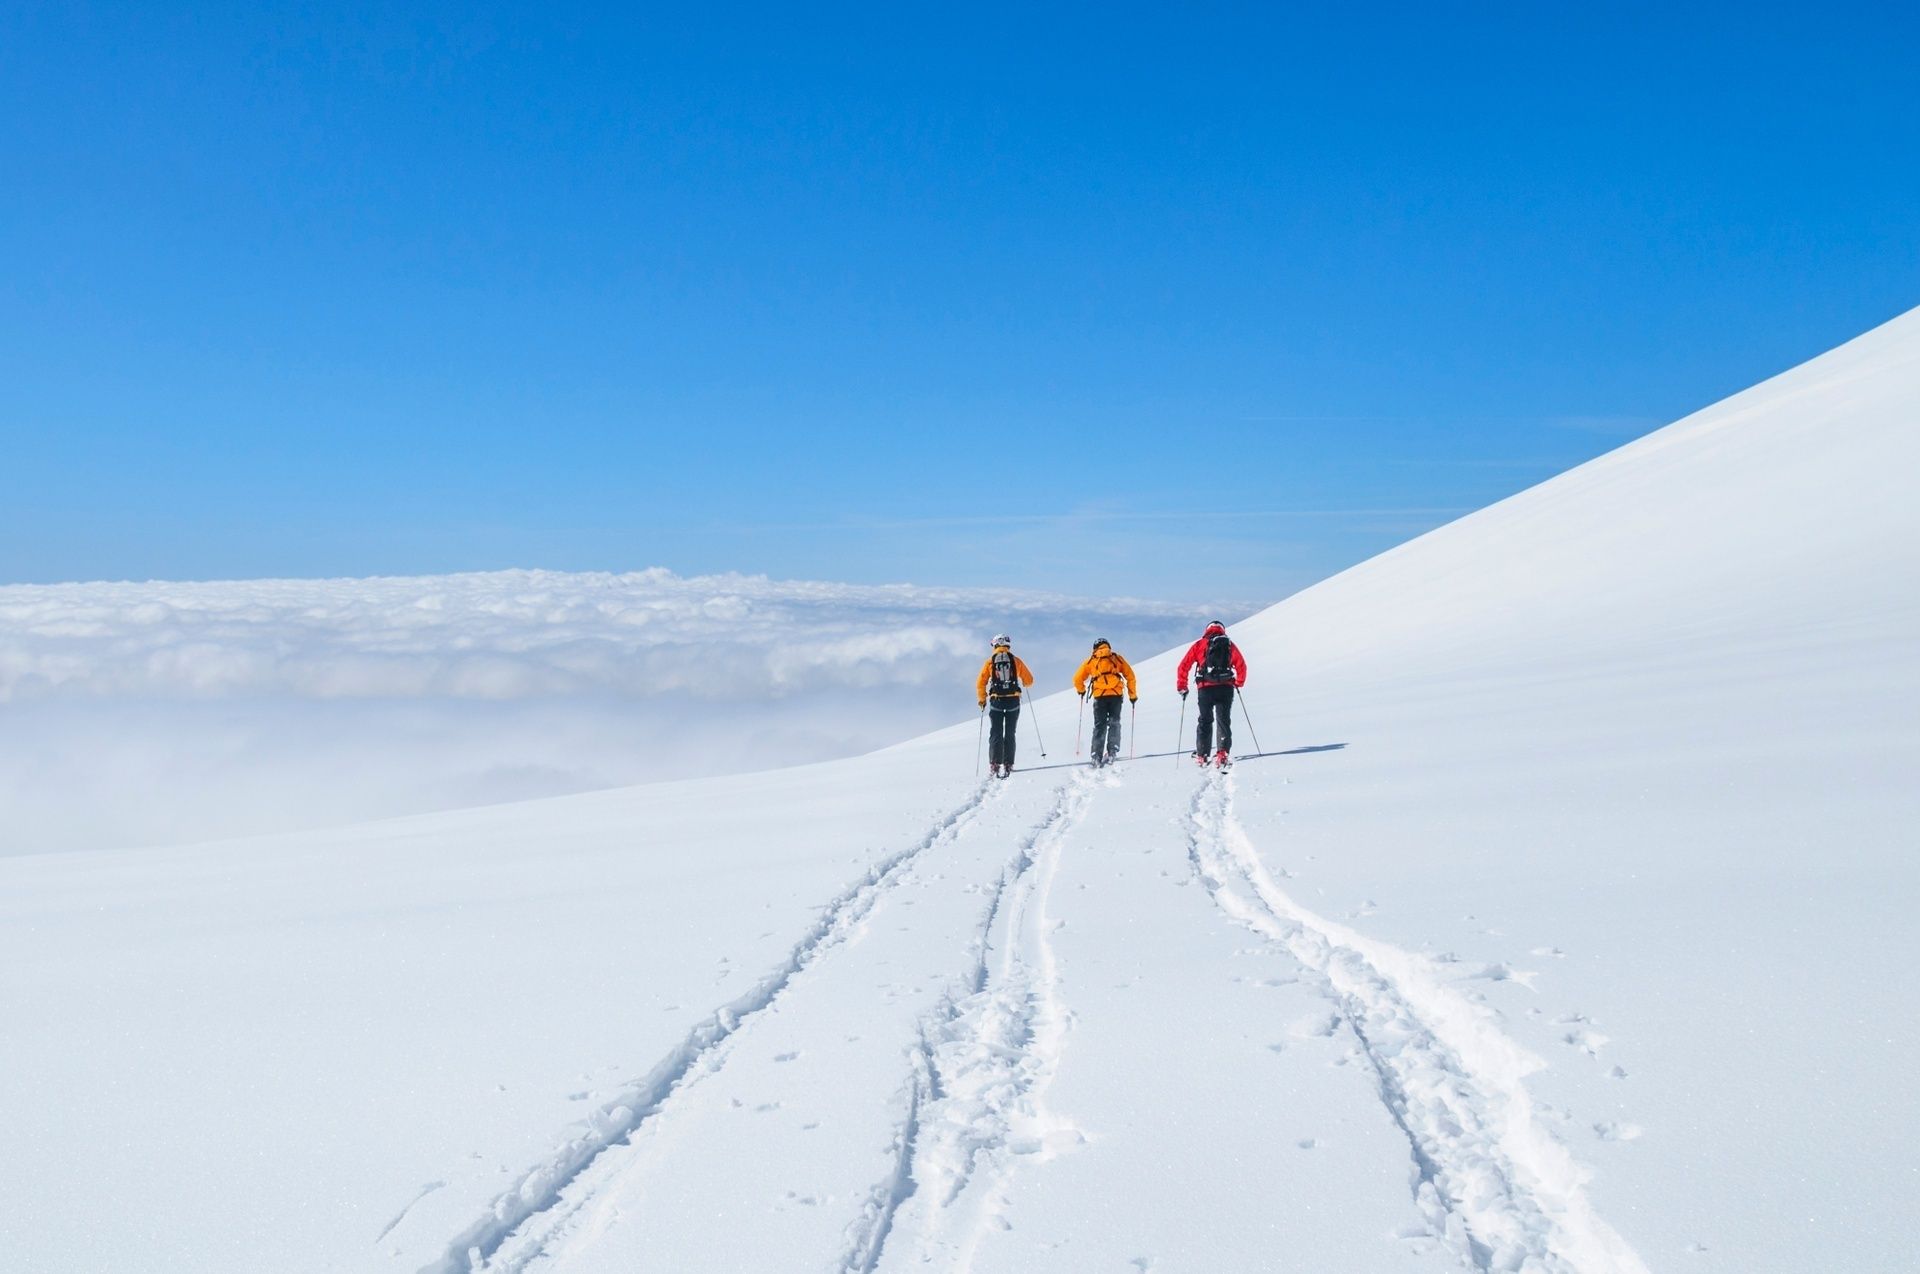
[
  {"xmin": 1073, "ymin": 644, "xmax": 1138, "ymax": 700},
  {"xmin": 977, "ymin": 650, "xmax": 1035, "ymax": 705}
]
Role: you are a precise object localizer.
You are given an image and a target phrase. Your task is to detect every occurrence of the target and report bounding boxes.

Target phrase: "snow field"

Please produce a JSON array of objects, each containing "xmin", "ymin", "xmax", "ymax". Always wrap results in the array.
[
  {"xmin": 1187, "ymin": 772, "xmax": 1649, "ymax": 1274},
  {"xmin": 402, "ymin": 749, "xmax": 1651, "ymax": 1273},
  {"xmin": 422, "ymin": 779, "xmax": 1007, "ymax": 1274}
]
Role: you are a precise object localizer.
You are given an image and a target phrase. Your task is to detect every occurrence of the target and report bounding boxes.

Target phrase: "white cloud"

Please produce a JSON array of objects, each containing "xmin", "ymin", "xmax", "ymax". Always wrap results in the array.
[{"xmin": 0, "ymin": 568, "xmax": 1241, "ymax": 853}]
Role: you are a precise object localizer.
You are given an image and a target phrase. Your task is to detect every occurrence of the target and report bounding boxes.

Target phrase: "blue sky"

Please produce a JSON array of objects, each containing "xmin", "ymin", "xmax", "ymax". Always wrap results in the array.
[{"xmin": 3, "ymin": 2, "xmax": 1915, "ymax": 601}]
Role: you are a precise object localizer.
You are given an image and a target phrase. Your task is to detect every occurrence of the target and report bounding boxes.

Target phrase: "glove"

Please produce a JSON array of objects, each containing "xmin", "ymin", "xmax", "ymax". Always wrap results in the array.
[
  {"xmin": 1179, "ymin": 689, "xmax": 1189, "ymax": 700},
  {"xmin": 1129, "ymin": 696, "xmax": 1138, "ymax": 705},
  {"xmin": 978, "ymin": 700, "xmax": 986, "ymax": 710}
]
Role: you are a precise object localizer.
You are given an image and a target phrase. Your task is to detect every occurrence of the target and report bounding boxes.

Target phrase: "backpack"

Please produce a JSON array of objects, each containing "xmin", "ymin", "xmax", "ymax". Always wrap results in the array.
[
  {"xmin": 1202, "ymin": 633, "xmax": 1235, "ymax": 682},
  {"xmin": 989, "ymin": 650, "xmax": 1019, "ymax": 695},
  {"xmin": 1089, "ymin": 649, "xmax": 1128, "ymax": 696}
]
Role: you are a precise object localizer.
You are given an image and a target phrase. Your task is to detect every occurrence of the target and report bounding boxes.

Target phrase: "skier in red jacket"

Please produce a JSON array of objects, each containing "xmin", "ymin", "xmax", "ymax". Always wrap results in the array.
[{"xmin": 1175, "ymin": 621, "xmax": 1247, "ymax": 767}]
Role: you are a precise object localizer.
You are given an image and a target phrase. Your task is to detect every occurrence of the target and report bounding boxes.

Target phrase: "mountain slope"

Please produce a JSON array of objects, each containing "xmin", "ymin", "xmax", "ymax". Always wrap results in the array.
[{"xmin": 4, "ymin": 307, "xmax": 1916, "ymax": 1273}]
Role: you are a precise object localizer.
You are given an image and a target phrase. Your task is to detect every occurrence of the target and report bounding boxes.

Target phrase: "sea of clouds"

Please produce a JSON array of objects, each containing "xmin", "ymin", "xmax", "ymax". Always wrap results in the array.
[{"xmin": 1, "ymin": 568, "xmax": 1241, "ymax": 853}]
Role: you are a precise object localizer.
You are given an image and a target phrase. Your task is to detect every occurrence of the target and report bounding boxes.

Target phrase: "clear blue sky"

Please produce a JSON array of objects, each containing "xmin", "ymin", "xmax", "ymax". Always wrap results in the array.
[{"xmin": 3, "ymin": 2, "xmax": 1915, "ymax": 601}]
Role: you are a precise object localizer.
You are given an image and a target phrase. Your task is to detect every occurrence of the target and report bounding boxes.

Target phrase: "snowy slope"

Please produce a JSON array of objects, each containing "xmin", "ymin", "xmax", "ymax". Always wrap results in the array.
[{"xmin": 4, "ymin": 307, "xmax": 1917, "ymax": 1273}]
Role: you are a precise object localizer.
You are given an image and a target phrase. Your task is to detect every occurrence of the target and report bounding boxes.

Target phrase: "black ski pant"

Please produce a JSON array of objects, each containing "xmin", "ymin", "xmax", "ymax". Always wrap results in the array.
[
  {"xmin": 1090, "ymin": 695, "xmax": 1124, "ymax": 761},
  {"xmin": 988, "ymin": 698, "xmax": 1021, "ymax": 767},
  {"xmin": 1195, "ymin": 683, "xmax": 1235, "ymax": 756}
]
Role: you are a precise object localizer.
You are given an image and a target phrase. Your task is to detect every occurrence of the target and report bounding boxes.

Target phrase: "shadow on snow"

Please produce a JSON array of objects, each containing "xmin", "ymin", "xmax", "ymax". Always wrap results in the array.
[{"xmin": 1005, "ymin": 743, "xmax": 1347, "ymax": 774}]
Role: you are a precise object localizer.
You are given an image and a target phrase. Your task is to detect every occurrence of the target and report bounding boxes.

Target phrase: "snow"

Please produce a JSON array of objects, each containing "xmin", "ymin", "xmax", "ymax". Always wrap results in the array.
[{"xmin": 3, "ymin": 306, "xmax": 1917, "ymax": 1272}]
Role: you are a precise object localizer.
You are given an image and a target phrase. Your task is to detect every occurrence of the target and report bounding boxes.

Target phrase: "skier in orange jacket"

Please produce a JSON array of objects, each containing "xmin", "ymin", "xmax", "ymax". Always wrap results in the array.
[
  {"xmin": 976, "ymin": 635, "xmax": 1035, "ymax": 778},
  {"xmin": 1073, "ymin": 639, "xmax": 1138, "ymax": 766}
]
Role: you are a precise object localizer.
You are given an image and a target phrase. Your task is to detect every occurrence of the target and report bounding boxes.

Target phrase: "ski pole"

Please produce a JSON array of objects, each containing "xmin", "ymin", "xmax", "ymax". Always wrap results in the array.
[
  {"xmin": 975, "ymin": 704, "xmax": 986, "ymax": 776},
  {"xmin": 1027, "ymin": 692, "xmax": 1047, "ymax": 757},
  {"xmin": 1236, "ymin": 687, "xmax": 1264, "ymax": 756},
  {"xmin": 1129, "ymin": 698, "xmax": 1137, "ymax": 760},
  {"xmin": 1075, "ymin": 690, "xmax": 1085, "ymax": 757},
  {"xmin": 1173, "ymin": 691, "xmax": 1187, "ymax": 767}
]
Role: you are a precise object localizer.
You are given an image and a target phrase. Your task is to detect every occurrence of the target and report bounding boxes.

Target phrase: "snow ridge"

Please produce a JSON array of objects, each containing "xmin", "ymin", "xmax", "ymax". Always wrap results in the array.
[
  {"xmin": 1186, "ymin": 774, "xmax": 1650, "ymax": 1274},
  {"xmin": 856, "ymin": 772, "xmax": 1097, "ymax": 1270},
  {"xmin": 419, "ymin": 781, "xmax": 1001, "ymax": 1274}
]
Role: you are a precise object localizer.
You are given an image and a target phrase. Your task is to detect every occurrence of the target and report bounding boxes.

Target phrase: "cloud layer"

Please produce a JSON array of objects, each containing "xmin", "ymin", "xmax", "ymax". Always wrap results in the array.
[
  {"xmin": 0, "ymin": 568, "xmax": 1224, "ymax": 702},
  {"xmin": 1, "ymin": 569, "xmax": 1240, "ymax": 853}
]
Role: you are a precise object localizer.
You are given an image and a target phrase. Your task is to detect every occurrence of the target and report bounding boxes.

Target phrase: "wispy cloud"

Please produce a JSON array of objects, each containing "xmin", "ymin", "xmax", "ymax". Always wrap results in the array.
[
  {"xmin": 707, "ymin": 508, "xmax": 1471, "ymax": 534},
  {"xmin": 1545, "ymin": 414, "xmax": 1662, "ymax": 437}
]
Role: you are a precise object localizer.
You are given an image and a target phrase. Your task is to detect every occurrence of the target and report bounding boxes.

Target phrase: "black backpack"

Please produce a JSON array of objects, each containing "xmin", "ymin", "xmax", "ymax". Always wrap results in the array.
[
  {"xmin": 989, "ymin": 650, "xmax": 1019, "ymax": 695},
  {"xmin": 1202, "ymin": 633, "xmax": 1234, "ymax": 681}
]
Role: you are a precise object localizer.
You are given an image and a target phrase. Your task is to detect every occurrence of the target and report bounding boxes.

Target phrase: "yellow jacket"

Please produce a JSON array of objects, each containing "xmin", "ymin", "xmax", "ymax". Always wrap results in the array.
[
  {"xmin": 977, "ymin": 650, "xmax": 1035, "ymax": 705},
  {"xmin": 1073, "ymin": 644, "xmax": 1138, "ymax": 700}
]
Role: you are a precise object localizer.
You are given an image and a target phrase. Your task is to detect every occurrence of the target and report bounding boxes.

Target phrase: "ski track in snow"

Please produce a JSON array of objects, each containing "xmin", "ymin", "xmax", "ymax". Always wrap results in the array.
[
  {"xmin": 418, "ymin": 780, "xmax": 1003, "ymax": 1274},
  {"xmin": 843, "ymin": 771, "xmax": 1099, "ymax": 1272},
  {"xmin": 1186, "ymin": 773, "xmax": 1650, "ymax": 1274}
]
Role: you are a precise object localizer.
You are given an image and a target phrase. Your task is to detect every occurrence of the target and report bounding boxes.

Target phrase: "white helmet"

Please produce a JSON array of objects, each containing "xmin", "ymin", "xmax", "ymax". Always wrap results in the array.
[{"xmin": 991, "ymin": 633, "xmax": 1011, "ymax": 648}]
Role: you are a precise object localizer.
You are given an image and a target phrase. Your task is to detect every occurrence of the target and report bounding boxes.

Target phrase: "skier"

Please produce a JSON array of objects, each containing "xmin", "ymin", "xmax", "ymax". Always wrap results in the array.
[
  {"xmin": 1175, "ymin": 620, "xmax": 1247, "ymax": 767},
  {"xmin": 1073, "ymin": 638, "xmax": 1138, "ymax": 767},
  {"xmin": 975, "ymin": 634, "xmax": 1036, "ymax": 778}
]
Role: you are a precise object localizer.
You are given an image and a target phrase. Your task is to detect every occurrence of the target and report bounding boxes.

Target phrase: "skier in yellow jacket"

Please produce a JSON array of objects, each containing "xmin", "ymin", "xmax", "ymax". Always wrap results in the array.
[
  {"xmin": 976, "ymin": 634, "xmax": 1036, "ymax": 778},
  {"xmin": 1073, "ymin": 638, "xmax": 1138, "ymax": 767}
]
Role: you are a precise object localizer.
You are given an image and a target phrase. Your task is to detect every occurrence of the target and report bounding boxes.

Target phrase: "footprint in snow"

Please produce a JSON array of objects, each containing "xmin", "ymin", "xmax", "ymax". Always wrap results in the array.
[
  {"xmin": 1296, "ymin": 1137, "xmax": 1319, "ymax": 1150},
  {"xmin": 1594, "ymin": 1120, "xmax": 1643, "ymax": 1142},
  {"xmin": 1557, "ymin": 1012, "xmax": 1610, "ymax": 1054},
  {"xmin": 1288, "ymin": 1011, "xmax": 1341, "ymax": 1038},
  {"xmin": 773, "ymin": 1051, "xmax": 801, "ymax": 1063}
]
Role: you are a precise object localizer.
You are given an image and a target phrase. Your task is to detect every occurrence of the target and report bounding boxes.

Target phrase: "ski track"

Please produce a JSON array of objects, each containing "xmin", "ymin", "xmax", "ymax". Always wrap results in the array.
[
  {"xmin": 1186, "ymin": 773, "xmax": 1651, "ymax": 1274},
  {"xmin": 833, "ymin": 1027, "xmax": 935, "ymax": 1274},
  {"xmin": 842, "ymin": 771, "xmax": 1099, "ymax": 1273},
  {"xmin": 418, "ymin": 780, "xmax": 1002, "ymax": 1274}
]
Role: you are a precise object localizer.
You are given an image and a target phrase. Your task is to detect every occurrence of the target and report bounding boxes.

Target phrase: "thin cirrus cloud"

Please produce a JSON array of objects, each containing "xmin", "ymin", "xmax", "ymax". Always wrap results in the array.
[{"xmin": 0, "ymin": 568, "xmax": 1238, "ymax": 855}]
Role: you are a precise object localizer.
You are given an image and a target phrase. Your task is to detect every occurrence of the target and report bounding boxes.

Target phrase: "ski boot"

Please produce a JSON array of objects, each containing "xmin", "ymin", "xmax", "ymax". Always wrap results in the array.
[{"xmin": 1214, "ymin": 750, "xmax": 1231, "ymax": 769}]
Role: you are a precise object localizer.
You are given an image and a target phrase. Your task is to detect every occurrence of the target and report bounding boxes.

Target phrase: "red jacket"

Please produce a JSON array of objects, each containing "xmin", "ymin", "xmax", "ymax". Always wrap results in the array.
[{"xmin": 1175, "ymin": 627, "xmax": 1247, "ymax": 692}]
